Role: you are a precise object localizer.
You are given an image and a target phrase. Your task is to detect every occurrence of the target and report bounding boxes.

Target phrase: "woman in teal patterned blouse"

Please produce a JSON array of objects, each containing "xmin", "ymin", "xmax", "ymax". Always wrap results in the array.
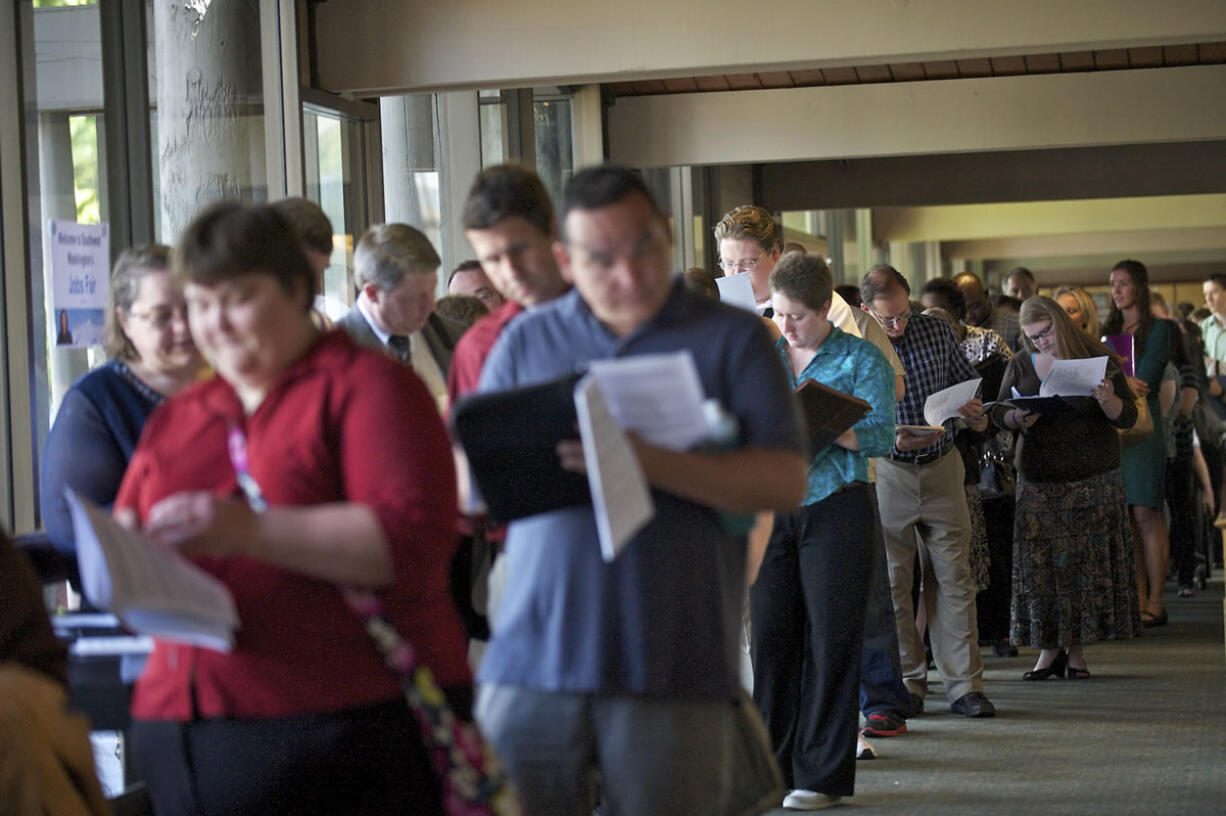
[{"xmin": 748, "ymin": 252, "xmax": 896, "ymax": 811}]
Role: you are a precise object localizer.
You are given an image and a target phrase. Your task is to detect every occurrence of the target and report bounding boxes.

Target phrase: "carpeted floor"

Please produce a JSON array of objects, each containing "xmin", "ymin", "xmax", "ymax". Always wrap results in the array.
[{"xmin": 764, "ymin": 580, "xmax": 1226, "ymax": 816}]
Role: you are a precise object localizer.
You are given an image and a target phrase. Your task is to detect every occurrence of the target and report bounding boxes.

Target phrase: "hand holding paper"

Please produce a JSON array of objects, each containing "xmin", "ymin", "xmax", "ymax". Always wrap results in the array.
[
  {"xmin": 922, "ymin": 378, "xmax": 983, "ymax": 427},
  {"xmin": 1039, "ymin": 357, "xmax": 1108, "ymax": 397}
]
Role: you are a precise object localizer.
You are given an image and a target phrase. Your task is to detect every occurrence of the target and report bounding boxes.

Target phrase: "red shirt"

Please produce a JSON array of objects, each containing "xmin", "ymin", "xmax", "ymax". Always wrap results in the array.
[
  {"xmin": 116, "ymin": 331, "xmax": 470, "ymax": 721},
  {"xmin": 446, "ymin": 301, "xmax": 524, "ymax": 407}
]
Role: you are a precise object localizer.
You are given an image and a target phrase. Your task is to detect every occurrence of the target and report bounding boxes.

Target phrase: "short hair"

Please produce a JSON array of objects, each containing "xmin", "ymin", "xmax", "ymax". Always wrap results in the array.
[
  {"xmin": 354, "ymin": 223, "xmax": 441, "ymax": 293},
  {"xmin": 105, "ymin": 244, "xmax": 172, "ymax": 360},
  {"xmin": 448, "ymin": 259, "xmax": 485, "ymax": 289},
  {"xmin": 770, "ymin": 252, "xmax": 832, "ymax": 313},
  {"xmin": 1206, "ymin": 273, "xmax": 1226, "ymax": 291},
  {"xmin": 860, "ymin": 263, "xmax": 910, "ymax": 305},
  {"xmin": 921, "ymin": 277, "xmax": 966, "ymax": 321},
  {"xmin": 834, "ymin": 284, "xmax": 861, "ymax": 309},
  {"xmin": 1176, "ymin": 301, "xmax": 1195, "ymax": 320},
  {"xmin": 1020, "ymin": 295, "xmax": 1120, "ymax": 365},
  {"xmin": 559, "ymin": 164, "xmax": 660, "ymax": 240},
  {"xmin": 1053, "ymin": 285, "xmax": 1101, "ymax": 338},
  {"xmin": 1192, "ymin": 306, "xmax": 1212, "ymax": 322},
  {"xmin": 270, "ymin": 197, "xmax": 333, "ymax": 256},
  {"xmin": 434, "ymin": 294, "xmax": 490, "ymax": 326},
  {"xmin": 713, "ymin": 205, "xmax": 783, "ymax": 254},
  {"xmin": 172, "ymin": 202, "xmax": 314, "ymax": 313},
  {"xmin": 682, "ymin": 267, "xmax": 719, "ymax": 301},
  {"xmin": 462, "ymin": 163, "xmax": 555, "ymax": 237},
  {"xmin": 1007, "ymin": 266, "xmax": 1036, "ymax": 284}
]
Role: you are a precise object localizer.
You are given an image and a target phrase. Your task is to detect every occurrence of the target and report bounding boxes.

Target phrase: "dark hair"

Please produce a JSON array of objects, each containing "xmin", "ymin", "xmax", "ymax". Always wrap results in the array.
[
  {"xmin": 559, "ymin": 164, "xmax": 659, "ymax": 240},
  {"xmin": 105, "ymin": 243, "xmax": 173, "ymax": 360},
  {"xmin": 834, "ymin": 284, "xmax": 861, "ymax": 309},
  {"xmin": 434, "ymin": 294, "xmax": 490, "ymax": 326},
  {"xmin": 860, "ymin": 263, "xmax": 910, "ymax": 305},
  {"xmin": 1102, "ymin": 259, "xmax": 1153, "ymax": 342},
  {"xmin": 172, "ymin": 202, "xmax": 314, "ymax": 313},
  {"xmin": 270, "ymin": 197, "xmax": 333, "ymax": 256},
  {"xmin": 1206, "ymin": 273, "xmax": 1226, "ymax": 291},
  {"xmin": 995, "ymin": 294, "xmax": 1022, "ymax": 313},
  {"xmin": 462, "ymin": 163, "xmax": 555, "ymax": 237},
  {"xmin": 1007, "ymin": 266, "xmax": 1035, "ymax": 284},
  {"xmin": 682, "ymin": 267, "xmax": 719, "ymax": 301},
  {"xmin": 921, "ymin": 277, "xmax": 965, "ymax": 321},
  {"xmin": 770, "ymin": 253, "xmax": 832, "ymax": 313},
  {"xmin": 448, "ymin": 259, "xmax": 485, "ymax": 289}
]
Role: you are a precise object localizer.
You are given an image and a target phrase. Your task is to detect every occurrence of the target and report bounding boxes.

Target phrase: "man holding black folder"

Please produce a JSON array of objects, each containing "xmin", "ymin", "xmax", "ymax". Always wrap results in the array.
[
  {"xmin": 862, "ymin": 265, "xmax": 997, "ymax": 720},
  {"xmin": 471, "ymin": 166, "xmax": 807, "ymax": 815}
]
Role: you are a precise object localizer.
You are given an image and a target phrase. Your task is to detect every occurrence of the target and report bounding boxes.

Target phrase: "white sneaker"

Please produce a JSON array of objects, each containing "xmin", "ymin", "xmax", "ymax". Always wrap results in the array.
[
  {"xmin": 856, "ymin": 734, "xmax": 877, "ymax": 760},
  {"xmin": 782, "ymin": 789, "xmax": 843, "ymax": 810}
]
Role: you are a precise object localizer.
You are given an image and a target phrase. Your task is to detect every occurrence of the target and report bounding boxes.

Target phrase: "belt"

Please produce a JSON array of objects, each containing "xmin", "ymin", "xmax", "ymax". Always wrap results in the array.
[{"xmin": 887, "ymin": 444, "xmax": 951, "ymax": 467}]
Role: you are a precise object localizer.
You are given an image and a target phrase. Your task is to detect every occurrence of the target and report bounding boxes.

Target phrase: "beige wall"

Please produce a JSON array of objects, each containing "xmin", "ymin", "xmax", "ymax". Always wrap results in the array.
[{"xmin": 315, "ymin": 0, "xmax": 1226, "ymax": 95}]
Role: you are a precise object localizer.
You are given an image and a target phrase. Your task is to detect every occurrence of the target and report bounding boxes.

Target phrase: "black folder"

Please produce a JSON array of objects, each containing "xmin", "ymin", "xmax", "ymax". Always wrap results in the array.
[
  {"xmin": 794, "ymin": 380, "xmax": 872, "ymax": 453},
  {"xmin": 451, "ymin": 372, "xmax": 593, "ymax": 524},
  {"xmin": 1004, "ymin": 395, "xmax": 1094, "ymax": 414}
]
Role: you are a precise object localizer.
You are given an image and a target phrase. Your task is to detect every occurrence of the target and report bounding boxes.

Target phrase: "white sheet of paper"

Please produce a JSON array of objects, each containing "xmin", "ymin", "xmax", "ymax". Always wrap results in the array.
[
  {"xmin": 67, "ymin": 491, "xmax": 239, "ymax": 651},
  {"xmin": 575, "ymin": 376, "xmax": 655, "ymax": 561},
  {"xmin": 1039, "ymin": 356, "xmax": 1108, "ymax": 397},
  {"xmin": 586, "ymin": 351, "xmax": 710, "ymax": 450},
  {"xmin": 922, "ymin": 377, "xmax": 982, "ymax": 427},
  {"xmin": 715, "ymin": 273, "xmax": 757, "ymax": 312}
]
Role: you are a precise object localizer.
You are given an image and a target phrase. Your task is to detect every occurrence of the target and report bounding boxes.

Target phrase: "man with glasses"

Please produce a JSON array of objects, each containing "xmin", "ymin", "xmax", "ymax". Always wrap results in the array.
[
  {"xmin": 473, "ymin": 166, "xmax": 807, "ymax": 814},
  {"xmin": 861, "ymin": 264, "xmax": 997, "ymax": 719}
]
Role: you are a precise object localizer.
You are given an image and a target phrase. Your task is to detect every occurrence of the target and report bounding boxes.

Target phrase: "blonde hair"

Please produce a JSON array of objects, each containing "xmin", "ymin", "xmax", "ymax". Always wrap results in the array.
[
  {"xmin": 1019, "ymin": 295, "xmax": 1120, "ymax": 364},
  {"xmin": 1053, "ymin": 285, "xmax": 1100, "ymax": 339}
]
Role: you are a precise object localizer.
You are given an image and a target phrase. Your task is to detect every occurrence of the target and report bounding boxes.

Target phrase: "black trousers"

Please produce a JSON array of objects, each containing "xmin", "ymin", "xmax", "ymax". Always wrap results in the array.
[
  {"xmin": 750, "ymin": 483, "xmax": 875, "ymax": 797},
  {"xmin": 975, "ymin": 495, "xmax": 1016, "ymax": 643},
  {"xmin": 1167, "ymin": 455, "xmax": 1198, "ymax": 586},
  {"xmin": 129, "ymin": 699, "xmax": 443, "ymax": 816}
]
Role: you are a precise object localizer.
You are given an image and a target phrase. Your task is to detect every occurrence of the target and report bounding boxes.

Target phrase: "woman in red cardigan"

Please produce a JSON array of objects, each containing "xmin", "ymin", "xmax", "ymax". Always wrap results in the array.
[{"xmin": 115, "ymin": 202, "xmax": 469, "ymax": 816}]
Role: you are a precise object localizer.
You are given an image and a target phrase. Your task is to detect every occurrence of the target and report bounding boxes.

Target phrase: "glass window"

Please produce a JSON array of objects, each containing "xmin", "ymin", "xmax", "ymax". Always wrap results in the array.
[
  {"xmin": 533, "ymin": 92, "xmax": 573, "ymax": 209},
  {"xmin": 380, "ymin": 93, "xmax": 444, "ymax": 258}
]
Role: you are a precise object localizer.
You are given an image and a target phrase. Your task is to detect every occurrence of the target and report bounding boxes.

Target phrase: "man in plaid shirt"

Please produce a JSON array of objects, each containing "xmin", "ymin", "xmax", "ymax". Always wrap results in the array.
[{"xmin": 860, "ymin": 265, "xmax": 997, "ymax": 719}]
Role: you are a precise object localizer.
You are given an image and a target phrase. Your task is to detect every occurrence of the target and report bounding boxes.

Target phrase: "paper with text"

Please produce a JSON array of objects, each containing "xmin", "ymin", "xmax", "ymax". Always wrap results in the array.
[
  {"xmin": 575, "ymin": 376, "xmax": 655, "ymax": 561},
  {"xmin": 586, "ymin": 352, "xmax": 710, "ymax": 450},
  {"xmin": 1040, "ymin": 356, "xmax": 1108, "ymax": 397},
  {"xmin": 715, "ymin": 273, "xmax": 757, "ymax": 312},
  {"xmin": 922, "ymin": 377, "xmax": 982, "ymax": 427},
  {"xmin": 67, "ymin": 491, "xmax": 239, "ymax": 651}
]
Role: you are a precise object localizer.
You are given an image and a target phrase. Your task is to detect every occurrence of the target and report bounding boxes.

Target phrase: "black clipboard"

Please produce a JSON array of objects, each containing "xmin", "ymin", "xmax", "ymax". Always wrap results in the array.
[
  {"xmin": 1003, "ymin": 395, "xmax": 1094, "ymax": 414},
  {"xmin": 451, "ymin": 372, "xmax": 592, "ymax": 524}
]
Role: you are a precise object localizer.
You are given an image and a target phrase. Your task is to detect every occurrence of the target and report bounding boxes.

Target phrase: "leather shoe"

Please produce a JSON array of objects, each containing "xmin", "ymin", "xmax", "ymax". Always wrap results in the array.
[
  {"xmin": 908, "ymin": 691, "xmax": 925, "ymax": 716},
  {"xmin": 950, "ymin": 692, "xmax": 996, "ymax": 718}
]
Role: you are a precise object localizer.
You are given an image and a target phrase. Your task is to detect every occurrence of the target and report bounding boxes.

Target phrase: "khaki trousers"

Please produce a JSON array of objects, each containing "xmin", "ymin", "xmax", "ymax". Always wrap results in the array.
[{"xmin": 876, "ymin": 450, "xmax": 984, "ymax": 703}]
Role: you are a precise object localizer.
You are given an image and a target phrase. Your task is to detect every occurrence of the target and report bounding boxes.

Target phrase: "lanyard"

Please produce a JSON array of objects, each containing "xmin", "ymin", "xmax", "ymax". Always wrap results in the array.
[{"xmin": 227, "ymin": 425, "xmax": 268, "ymax": 512}]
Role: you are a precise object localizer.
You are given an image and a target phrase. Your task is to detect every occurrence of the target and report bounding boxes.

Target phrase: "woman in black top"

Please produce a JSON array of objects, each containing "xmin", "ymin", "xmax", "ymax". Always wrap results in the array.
[{"xmin": 991, "ymin": 297, "xmax": 1141, "ymax": 680}]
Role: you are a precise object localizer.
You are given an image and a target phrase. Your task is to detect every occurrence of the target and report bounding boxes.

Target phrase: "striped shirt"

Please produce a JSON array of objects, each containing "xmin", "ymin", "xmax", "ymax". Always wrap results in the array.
[{"xmin": 891, "ymin": 311, "xmax": 981, "ymax": 460}]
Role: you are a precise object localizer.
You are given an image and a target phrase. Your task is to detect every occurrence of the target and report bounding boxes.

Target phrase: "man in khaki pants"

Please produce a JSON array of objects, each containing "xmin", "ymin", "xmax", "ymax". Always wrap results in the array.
[{"xmin": 860, "ymin": 265, "xmax": 997, "ymax": 719}]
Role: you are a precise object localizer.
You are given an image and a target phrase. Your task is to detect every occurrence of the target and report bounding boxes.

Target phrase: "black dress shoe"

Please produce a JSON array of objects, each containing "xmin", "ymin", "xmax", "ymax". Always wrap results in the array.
[
  {"xmin": 1022, "ymin": 649, "xmax": 1068, "ymax": 680},
  {"xmin": 950, "ymin": 692, "xmax": 996, "ymax": 718}
]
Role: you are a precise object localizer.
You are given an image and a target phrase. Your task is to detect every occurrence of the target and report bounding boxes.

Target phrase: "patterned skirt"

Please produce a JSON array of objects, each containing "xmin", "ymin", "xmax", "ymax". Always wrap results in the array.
[
  {"xmin": 965, "ymin": 485, "xmax": 990, "ymax": 591},
  {"xmin": 1011, "ymin": 468, "xmax": 1141, "ymax": 648}
]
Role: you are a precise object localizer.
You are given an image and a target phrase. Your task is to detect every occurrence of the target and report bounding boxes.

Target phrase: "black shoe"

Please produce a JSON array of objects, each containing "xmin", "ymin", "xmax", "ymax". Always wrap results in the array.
[
  {"xmin": 908, "ymin": 692, "xmax": 925, "ymax": 716},
  {"xmin": 1022, "ymin": 649, "xmax": 1068, "ymax": 681},
  {"xmin": 950, "ymin": 692, "xmax": 996, "ymax": 718},
  {"xmin": 992, "ymin": 639, "xmax": 1018, "ymax": 658}
]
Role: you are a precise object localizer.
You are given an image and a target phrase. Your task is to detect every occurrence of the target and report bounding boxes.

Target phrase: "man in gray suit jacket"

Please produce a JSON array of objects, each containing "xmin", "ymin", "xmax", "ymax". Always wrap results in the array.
[{"xmin": 338, "ymin": 222, "xmax": 467, "ymax": 411}]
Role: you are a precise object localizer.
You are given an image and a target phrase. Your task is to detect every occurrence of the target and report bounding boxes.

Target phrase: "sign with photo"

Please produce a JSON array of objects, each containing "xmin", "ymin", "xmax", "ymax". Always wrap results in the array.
[{"xmin": 48, "ymin": 220, "xmax": 109, "ymax": 348}]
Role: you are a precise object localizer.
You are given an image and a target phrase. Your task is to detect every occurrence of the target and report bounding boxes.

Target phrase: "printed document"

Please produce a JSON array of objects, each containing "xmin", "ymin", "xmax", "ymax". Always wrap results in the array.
[
  {"xmin": 922, "ymin": 377, "xmax": 982, "ymax": 427},
  {"xmin": 575, "ymin": 376, "xmax": 655, "ymax": 561},
  {"xmin": 67, "ymin": 491, "xmax": 239, "ymax": 651},
  {"xmin": 715, "ymin": 274, "xmax": 757, "ymax": 312},
  {"xmin": 586, "ymin": 351, "xmax": 710, "ymax": 450},
  {"xmin": 1039, "ymin": 356, "xmax": 1108, "ymax": 397}
]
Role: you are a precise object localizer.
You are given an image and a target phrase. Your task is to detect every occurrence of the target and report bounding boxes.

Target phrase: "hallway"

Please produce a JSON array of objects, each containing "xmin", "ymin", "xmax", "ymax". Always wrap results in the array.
[{"xmin": 767, "ymin": 582, "xmax": 1226, "ymax": 815}]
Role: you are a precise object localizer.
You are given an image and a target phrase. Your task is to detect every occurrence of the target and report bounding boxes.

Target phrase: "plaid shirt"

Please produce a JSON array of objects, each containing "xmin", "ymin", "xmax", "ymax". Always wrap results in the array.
[{"xmin": 891, "ymin": 311, "xmax": 980, "ymax": 460}]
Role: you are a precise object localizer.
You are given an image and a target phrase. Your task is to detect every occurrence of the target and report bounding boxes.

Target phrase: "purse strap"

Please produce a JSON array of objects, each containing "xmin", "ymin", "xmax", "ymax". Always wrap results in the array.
[{"xmin": 225, "ymin": 425, "xmax": 423, "ymax": 679}]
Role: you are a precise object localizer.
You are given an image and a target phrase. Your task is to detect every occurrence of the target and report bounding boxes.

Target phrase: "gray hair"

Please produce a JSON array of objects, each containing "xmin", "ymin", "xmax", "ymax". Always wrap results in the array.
[
  {"xmin": 105, "ymin": 244, "xmax": 172, "ymax": 361},
  {"xmin": 353, "ymin": 223, "xmax": 441, "ymax": 293}
]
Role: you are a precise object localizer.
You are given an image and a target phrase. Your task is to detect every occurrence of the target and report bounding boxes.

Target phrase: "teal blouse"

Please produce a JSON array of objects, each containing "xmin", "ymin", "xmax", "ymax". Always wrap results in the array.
[{"xmin": 777, "ymin": 326, "xmax": 897, "ymax": 506}]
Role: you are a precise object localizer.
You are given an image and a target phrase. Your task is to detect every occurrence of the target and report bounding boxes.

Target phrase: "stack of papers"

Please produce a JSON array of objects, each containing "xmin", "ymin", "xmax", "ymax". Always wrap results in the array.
[{"xmin": 66, "ymin": 491, "xmax": 239, "ymax": 652}]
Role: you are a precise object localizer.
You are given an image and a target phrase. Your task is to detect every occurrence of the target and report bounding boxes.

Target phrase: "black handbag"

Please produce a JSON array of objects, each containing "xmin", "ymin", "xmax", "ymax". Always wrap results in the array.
[{"xmin": 976, "ymin": 440, "xmax": 1015, "ymax": 500}]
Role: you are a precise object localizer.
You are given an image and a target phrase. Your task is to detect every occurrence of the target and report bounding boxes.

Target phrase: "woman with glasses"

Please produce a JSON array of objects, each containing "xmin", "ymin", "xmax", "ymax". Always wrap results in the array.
[
  {"xmin": 41, "ymin": 244, "xmax": 203, "ymax": 555},
  {"xmin": 990, "ymin": 297, "xmax": 1141, "ymax": 680}
]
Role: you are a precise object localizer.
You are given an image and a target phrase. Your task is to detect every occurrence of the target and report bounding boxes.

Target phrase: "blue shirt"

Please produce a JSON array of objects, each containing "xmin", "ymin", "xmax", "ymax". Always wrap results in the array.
[
  {"xmin": 476, "ymin": 282, "xmax": 805, "ymax": 699},
  {"xmin": 891, "ymin": 312, "xmax": 981, "ymax": 460},
  {"xmin": 778, "ymin": 327, "xmax": 896, "ymax": 505},
  {"xmin": 40, "ymin": 361, "xmax": 165, "ymax": 554}
]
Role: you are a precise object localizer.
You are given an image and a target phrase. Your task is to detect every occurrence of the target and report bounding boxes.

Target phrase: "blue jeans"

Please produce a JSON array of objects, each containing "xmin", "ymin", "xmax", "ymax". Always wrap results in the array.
[{"xmin": 860, "ymin": 487, "xmax": 913, "ymax": 719}]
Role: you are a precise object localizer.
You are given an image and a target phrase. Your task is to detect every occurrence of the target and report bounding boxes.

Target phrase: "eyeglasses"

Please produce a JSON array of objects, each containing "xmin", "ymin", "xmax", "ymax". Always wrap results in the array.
[
  {"xmin": 1025, "ymin": 324, "xmax": 1054, "ymax": 344},
  {"xmin": 717, "ymin": 250, "xmax": 766, "ymax": 274},
  {"xmin": 869, "ymin": 307, "xmax": 910, "ymax": 328},
  {"xmin": 127, "ymin": 305, "xmax": 187, "ymax": 331}
]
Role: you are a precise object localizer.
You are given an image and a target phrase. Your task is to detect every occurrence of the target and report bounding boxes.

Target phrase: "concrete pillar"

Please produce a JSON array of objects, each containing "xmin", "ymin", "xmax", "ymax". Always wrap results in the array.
[
  {"xmin": 154, "ymin": 0, "xmax": 264, "ymax": 240},
  {"xmin": 570, "ymin": 85, "xmax": 605, "ymax": 170},
  {"xmin": 380, "ymin": 94, "xmax": 435, "ymax": 227}
]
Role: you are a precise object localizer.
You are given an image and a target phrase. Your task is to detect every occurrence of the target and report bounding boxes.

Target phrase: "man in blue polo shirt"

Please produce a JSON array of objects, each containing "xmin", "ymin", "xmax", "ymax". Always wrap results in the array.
[{"xmin": 473, "ymin": 165, "xmax": 808, "ymax": 814}]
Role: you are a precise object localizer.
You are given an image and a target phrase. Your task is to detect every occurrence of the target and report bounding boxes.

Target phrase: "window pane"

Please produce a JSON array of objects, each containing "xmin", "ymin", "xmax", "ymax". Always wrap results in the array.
[{"xmin": 534, "ymin": 97, "xmax": 573, "ymax": 209}]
